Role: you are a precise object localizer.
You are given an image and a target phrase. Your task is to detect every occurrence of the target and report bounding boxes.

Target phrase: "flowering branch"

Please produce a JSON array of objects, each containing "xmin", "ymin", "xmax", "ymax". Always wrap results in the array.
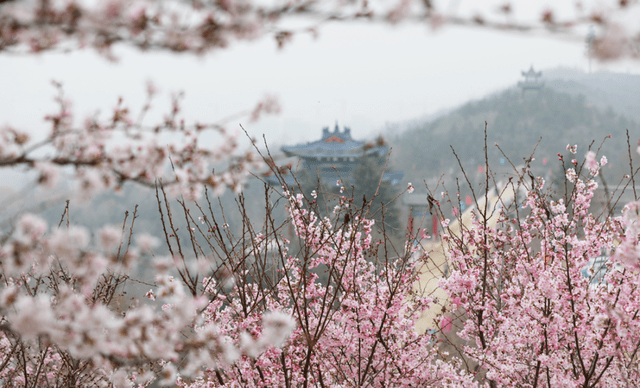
[{"xmin": 1, "ymin": 1, "xmax": 639, "ymax": 61}]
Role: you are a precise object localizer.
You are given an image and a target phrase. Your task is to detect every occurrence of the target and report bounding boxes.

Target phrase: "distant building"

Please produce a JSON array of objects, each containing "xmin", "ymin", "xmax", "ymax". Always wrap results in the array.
[
  {"xmin": 518, "ymin": 65, "xmax": 544, "ymax": 94},
  {"xmin": 265, "ymin": 123, "xmax": 403, "ymax": 187}
]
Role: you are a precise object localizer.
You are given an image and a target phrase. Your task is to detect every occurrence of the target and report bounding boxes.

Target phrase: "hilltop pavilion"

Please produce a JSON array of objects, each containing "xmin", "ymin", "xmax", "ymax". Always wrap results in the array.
[{"xmin": 518, "ymin": 65, "xmax": 544, "ymax": 94}]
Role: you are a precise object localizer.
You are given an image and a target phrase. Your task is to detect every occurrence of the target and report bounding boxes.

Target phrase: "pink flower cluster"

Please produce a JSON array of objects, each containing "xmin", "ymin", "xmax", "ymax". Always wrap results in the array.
[
  {"xmin": 0, "ymin": 212, "xmax": 296, "ymax": 386},
  {"xmin": 0, "ymin": 83, "xmax": 273, "ymax": 202},
  {"xmin": 176, "ymin": 189, "xmax": 475, "ymax": 387},
  {"xmin": 439, "ymin": 160, "xmax": 640, "ymax": 387}
]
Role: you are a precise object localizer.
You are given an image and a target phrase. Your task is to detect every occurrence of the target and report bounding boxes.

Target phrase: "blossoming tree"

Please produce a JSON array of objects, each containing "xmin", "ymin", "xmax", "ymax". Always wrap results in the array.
[
  {"xmin": 431, "ymin": 135, "xmax": 640, "ymax": 387},
  {"xmin": 1, "ymin": 1, "xmax": 640, "ymax": 387},
  {"xmin": 169, "ymin": 186, "xmax": 475, "ymax": 387}
]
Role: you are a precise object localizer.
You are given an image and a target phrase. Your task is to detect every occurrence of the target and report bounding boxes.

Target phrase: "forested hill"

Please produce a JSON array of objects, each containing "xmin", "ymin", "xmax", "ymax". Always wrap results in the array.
[{"xmin": 390, "ymin": 87, "xmax": 640, "ymax": 187}]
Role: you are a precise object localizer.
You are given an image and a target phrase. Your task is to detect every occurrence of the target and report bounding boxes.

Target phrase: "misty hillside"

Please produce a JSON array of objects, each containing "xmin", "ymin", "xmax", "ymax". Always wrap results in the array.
[
  {"xmin": 391, "ymin": 86, "xmax": 640, "ymax": 188},
  {"xmin": 545, "ymin": 68, "xmax": 640, "ymax": 123},
  {"xmin": 5, "ymin": 69, "xmax": 640, "ymax": 245}
]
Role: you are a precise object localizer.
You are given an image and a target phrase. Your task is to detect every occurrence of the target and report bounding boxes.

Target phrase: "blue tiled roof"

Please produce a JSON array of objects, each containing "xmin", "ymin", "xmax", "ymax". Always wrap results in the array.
[
  {"xmin": 282, "ymin": 123, "xmax": 386, "ymax": 158},
  {"xmin": 264, "ymin": 123, "xmax": 403, "ymax": 187}
]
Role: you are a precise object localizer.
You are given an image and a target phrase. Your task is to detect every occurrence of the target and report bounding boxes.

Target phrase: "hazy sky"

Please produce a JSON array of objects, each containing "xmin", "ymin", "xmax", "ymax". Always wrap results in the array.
[{"xmin": 2, "ymin": 1, "xmax": 640, "ymax": 149}]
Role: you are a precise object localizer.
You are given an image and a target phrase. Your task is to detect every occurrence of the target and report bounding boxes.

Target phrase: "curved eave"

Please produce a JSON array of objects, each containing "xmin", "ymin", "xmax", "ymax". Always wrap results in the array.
[{"xmin": 283, "ymin": 145, "xmax": 388, "ymax": 159}]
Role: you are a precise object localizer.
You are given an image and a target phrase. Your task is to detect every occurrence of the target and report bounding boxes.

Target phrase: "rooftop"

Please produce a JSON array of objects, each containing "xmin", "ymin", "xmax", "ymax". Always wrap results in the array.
[{"xmin": 281, "ymin": 123, "xmax": 384, "ymax": 158}]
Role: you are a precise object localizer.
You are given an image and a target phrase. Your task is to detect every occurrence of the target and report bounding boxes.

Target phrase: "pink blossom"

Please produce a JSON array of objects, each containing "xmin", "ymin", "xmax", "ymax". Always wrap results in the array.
[
  {"xmin": 99, "ymin": 225, "xmax": 122, "ymax": 250},
  {"xmin": 136, "ymin": 233, "xmax": 160, "ymax": 251},
  {"xmin": 9, "ymin": 295, "xmax": 56, "ymax": 340},
  {"xmin": 593, "ymin": 23, "xmax": 627, "ymax": 61},
  {"xmin": 440, "ymin": 315, "xmax": 452, "ymax": 334},
  {"xmin": 35, "ymin": 161, "xmax": 61, "ymax": 189},
  {"xmin": 47, "ymin": 226, "xmax": 89, "ymax": 259},
  {"xmin": 158, "ymin": 363, "xmax": 177, "ymax": 386},
  {"xmin": 260, "ymin": 311, "xmax": 296, "ymax": 349},
  {"xmin": 145, "ymin": 290, "xmax": 156, "ymax": 301},
  {"xmin": 585, "ymin": 150, "xmax": 600, "ymax": 176},
  {"xmin": 15, "ymin": 213, "xmax": 47, "ymax": 245}
]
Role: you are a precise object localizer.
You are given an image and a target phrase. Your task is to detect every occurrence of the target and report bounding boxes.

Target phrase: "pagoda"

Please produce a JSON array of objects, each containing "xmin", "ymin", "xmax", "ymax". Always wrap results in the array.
[
  {"xmin": 518, "ymin": 66, "xmax": 544, "ymax": 94},
  {"xmin": 266, "ymin": 123, "xmax": 403, "ymax": 187}
]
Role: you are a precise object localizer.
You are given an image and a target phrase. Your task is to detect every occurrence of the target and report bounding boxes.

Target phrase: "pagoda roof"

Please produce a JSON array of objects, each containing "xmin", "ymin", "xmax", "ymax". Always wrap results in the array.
[
  {"xmin": 518, "ymin": 66, "xmax": 544, "ymax": 90},
  {"xmin": 282, "ymin": 123, "xmax": 385, "ymax": 158},
  {"xmin": 521, "ymin": 65, "xmax": 542, "ymax": 78}
]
